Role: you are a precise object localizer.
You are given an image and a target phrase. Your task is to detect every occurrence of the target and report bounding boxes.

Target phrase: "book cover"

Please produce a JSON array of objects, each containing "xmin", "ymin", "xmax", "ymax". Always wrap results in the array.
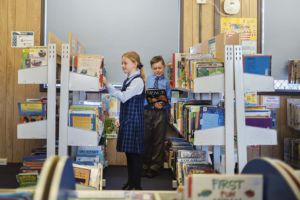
[
  {"xmin": 73, "ymin": 166, "xmax": 91, "ymax": 186},
  {"xmin": 18, "ymin": 102, "xmax": 46, "ymax": 116},
  {"xmin": 199, "ymin": 106, "xmax": 225, "ymax": 129},
  {"xmin": 185, "ymin": 174, "xmax": 263, "ymax": 200},
  {"xmin": 146, "ymin": 89, "xmax": 169, "ymax": 105},
  {"xmin": 16, "ymin": 173, "xmax": 38, "ymax": 187},
  {"xmin": 21, "ymin": 46, "xmax": 47, "ymax": 69},
  {"xmin": 243, "ymin": 55, "xmax": 272, "ymax": 76},
  {"xmin": 245, "ymin": 117, "xmax": 272, "ymax": 128},
  {"xmin": 69, "ymin": 113, "xmax": 96, "ymax": 131},
  {"xmin": 196, "ymin": 67, "xmax": 224, "ymax": 78},
  {"xmin": 77, "ymin": 54, "xmax": 104, "ymax": 77}
]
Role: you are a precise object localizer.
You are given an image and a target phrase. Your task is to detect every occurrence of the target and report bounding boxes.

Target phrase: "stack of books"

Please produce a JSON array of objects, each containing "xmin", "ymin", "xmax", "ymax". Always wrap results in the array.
[
  {"xmin": 171, "ymin": 100, "xmax": 223, "ymax": 143},
  {"xmin": 166, "ymin": 137, "xmax": 194, "ymax": 174},
  {"xmin": 176, "ymin": 149, "xmax": 213, "ymax": 185},
  {"xmin": 21, "ymin": 46, "xmax": 47, "ymax": 69},
  {"xmin": 171, "ymin": 52, "xmax": 224, "ymax": 91},
  {"xmin": 245, "ymin": 106, "xmax": 272, "ymax": 128},
  {"xmin": 68, "ymin": 105, "xmax": 100, "ymax": 132},
  {"xmin": 17, "ymin": 150, "xmax": 46, "ymax": 187},
  {"xmin": 74, "ymin": 146, "xmax": 106, "ymax": 167},
  {"xmin": 18, "ymin": 98, "xmax": 47, "ymax": 123}
]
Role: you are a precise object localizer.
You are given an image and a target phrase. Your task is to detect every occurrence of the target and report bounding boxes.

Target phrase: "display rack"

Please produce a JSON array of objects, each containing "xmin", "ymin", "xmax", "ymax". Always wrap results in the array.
[
  {"xmin": 193, "ymin": 46, "xmax": 235, "ymax": 174},
  {"xmin": 17, "ymin": 44, "xmax": 57, "ymax": 157},
  {"xmin": 178, "ymin": 45, "xmax": 277, "ymax": 173},
  {"xmin": 58, "ymin": 44, "xmax": 102, "ymax": 156},
  {"xmin": 234, "ymin": 46, "xmax": 277, "ymax": 171}
]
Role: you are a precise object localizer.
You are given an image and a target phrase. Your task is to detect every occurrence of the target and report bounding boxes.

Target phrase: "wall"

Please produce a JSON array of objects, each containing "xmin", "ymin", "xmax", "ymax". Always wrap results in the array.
[
  {"xmin": 0, "ymin": 0, "xmax": 45, "ymax": 162},
  {"xmin": 47, "ymin": 0, "xmax": 180, "ymax": 84},
  {"xmin": 183, "ymin": 0, "xmax": 258, "ymax": 52},
  {"xmin": 264, "ymin": 0, "xmax": 300, "ymax": 80}
]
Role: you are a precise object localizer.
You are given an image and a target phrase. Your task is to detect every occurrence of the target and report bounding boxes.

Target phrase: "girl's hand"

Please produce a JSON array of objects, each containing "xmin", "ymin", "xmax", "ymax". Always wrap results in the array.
[{"xmin": 115, "ymin": 119, "xmax": 120, "ymax": 128}]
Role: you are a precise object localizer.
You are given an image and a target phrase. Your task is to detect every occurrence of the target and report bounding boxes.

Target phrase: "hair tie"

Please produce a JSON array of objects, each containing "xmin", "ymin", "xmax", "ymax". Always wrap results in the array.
[{"xmin": 138, "ymin": 63, "xmax": 144, "ymax": 69}]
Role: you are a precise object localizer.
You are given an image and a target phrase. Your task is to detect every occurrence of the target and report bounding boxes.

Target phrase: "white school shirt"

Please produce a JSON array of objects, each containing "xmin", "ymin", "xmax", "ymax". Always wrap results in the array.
[{"xmin": 106, "ymin": 70, "xmax": 144, "ymax": 104}]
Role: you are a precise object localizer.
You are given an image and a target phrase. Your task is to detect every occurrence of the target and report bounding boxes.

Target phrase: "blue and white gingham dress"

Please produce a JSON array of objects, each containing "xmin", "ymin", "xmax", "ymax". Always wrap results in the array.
[{"xmin": 117, "ymin": 75, "xmax": 145, "ymax": 154}]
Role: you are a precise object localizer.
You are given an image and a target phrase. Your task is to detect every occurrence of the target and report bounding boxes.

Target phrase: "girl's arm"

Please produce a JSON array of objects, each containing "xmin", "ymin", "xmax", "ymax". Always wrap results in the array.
[{"xmin": 106, "ymin": 78, "xmax": 144, "ymax": 103}]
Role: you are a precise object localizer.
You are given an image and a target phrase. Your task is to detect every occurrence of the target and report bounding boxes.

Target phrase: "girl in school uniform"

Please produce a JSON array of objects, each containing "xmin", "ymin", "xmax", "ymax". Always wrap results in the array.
[{"xmin": 104, "ymin": 51, "xmax": 145, "ymax": 190}]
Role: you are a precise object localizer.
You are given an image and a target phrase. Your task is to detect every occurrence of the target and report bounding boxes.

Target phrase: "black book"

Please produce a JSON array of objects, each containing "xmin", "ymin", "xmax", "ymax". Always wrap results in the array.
[{"xmin": 146, "ymin": 89, "xmax": 168, "ymax": 105}]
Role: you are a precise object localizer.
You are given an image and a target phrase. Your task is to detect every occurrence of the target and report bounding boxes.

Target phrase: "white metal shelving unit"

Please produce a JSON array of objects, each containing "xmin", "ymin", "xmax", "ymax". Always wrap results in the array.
[
  {"xmin": 17, "ymin": 44, "xmax": 57, "ymax": 157},
  {"xmin": 193, "ymin": 46, "xmax": 235, "ymax": 174},
  {"xmin": 234, "ymin": 46, "xmax": 277, "ymax": 171},
  {"xmin": 58, "ymin": 44, "xmax": 101, "ymax": 156}
]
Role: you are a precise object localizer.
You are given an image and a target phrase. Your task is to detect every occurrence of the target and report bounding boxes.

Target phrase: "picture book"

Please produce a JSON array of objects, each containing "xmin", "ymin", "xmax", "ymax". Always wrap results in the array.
[
  {"xmin": 243, "ymin": 55, "xmax": 272, "ymax": 76},
  {"xmin": 73, "ymin": 166, "xmax": 91, "ymax": 186},
  {"xmin": 69, "ymin": 112, "xmax": 96, "ymax": 131},
  {"xmin": 16, "ymin": 173, "xmax": 38, "ymax": 187},
  {"xmin": 18, "ymin": 102, "xmax": 46, "ymax": 116},
  {"xmin": 199, "ymin": 106, "xmax": 225, "ymax": 130},
  {"xmin": 77, "ymin": 54, "xmax": 104, "ymax": 77},
  {"xmin": 21, "ymin": 46, "xmax": 47, "ymax": 69},
  {"xmin": 102, "ymin": 94, "xmax": 120, "ymax": 118},
  {"xmin": 146, "ymin": 89, "xmax": 169, "ymax": 105}
]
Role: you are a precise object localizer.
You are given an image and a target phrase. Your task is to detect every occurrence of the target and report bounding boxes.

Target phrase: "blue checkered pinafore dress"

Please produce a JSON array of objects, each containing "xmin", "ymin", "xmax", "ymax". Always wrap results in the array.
[{"xmin": 117, "ymin": 75, "xmax": 145, "ymax": 154}]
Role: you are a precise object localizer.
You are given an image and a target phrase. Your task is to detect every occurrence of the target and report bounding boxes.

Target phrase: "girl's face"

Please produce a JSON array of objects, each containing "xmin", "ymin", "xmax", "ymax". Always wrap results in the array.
[
  {"xmin": 122, "ymin": 57, "xmax": 137, "ymax": 75},
  {"xmin": 151, "ymin": 61, "xmax": 165, "ymax": 77}
]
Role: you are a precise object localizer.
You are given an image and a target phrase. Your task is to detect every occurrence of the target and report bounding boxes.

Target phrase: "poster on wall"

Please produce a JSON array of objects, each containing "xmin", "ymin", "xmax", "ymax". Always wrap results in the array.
[
  {"xmin": 221, "ymin": 18, "xmax": 257, "ymax": 54},
  {"xmin": 221, "ymin": 18, "xmax": 257, "ymax": 41},
  {"xmin": 11, "ymin": 31, "xmax": 34, "ymax": 48}
]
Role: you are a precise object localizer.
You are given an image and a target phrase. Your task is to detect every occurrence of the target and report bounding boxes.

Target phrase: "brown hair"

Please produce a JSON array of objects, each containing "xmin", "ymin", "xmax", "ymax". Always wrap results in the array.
[
  {"xmin": 122, "ymin": 51, "xmax": 146, "ymax": 82},
  {"xmin": 150, "ymin": 55, "xmax": 165, "ymax": 67}
]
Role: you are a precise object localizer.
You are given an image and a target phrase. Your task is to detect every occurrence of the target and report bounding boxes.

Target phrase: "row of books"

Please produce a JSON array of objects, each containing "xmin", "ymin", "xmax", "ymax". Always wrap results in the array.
[
  {"xmin": 68, "ymin": 105, "xmax": 100, "ymax": 132},
  {"xmin": 171, "ymin": 100, "xmax": 224, "ymax": 143},
  {"xmin": 284, "ymin": 138, "xmax": 300, "ymax": 169},
  {"xmin": 170, "ymin": 52, "xmax": 272, "ymax": 91},
  {"xmin": 73, "ymin": 146, "xmax": 105, "ymax": 190},
  {"xmin": 171, "ymin": 53, "xmax": 224, "ymax": 90},
  {"xmin": 16, "ymin": 147, "xmax": 47, "ymax": 187},
  {"xmin": 287, "ymin": 100, "xmax": 300, "ymax": 130},
  {"xmin": 18, "ymin": 98, "xmax": 47, "ymax": 123},
  {"xmin": 245, "ymin": 106, "xmax": 273, "ymax": 128},
  {"xmin": 166, "ymin": 137, "xmax": 214, "ymax": 186},
  {"xmin": 288, "ymin": 59, "xmax": 300, "ymax": 84}
]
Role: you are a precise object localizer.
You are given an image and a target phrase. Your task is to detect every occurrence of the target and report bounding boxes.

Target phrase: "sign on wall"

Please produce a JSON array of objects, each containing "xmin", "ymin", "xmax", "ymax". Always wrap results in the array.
[{"xmin": 11, "ymin": 31, "xmax": 34, "ymax": 48}]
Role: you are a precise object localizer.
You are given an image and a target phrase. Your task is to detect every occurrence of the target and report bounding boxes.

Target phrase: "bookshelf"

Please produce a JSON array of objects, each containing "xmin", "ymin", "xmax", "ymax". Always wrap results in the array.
[
  {"xmin": 17, "ymin": 44, "xmax": 57, "ymax": 157},
  {"xmin": 193, "ymin": 46, "xmax": 235, "ymax": 174},
  {"xmin": 58, "ymin": 44, "xmax": 103, "ymax": 156},
  {"xmin": 234, "ymin": 46, "xmax": 277, "ymax": 172},
  {"xmin": 175, "ymin": 45, "xmax": 278, "ymax": 174}
]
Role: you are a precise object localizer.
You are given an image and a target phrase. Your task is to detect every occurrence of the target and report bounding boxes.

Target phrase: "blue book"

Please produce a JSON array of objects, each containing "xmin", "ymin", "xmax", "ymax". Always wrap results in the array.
[
  {"xmin": 243, "ymin": 55, "xmax": 272, "ymax": 76},
  {"xmin": 199, "ymin": 106, "xmax": 225, "ymax": 129},
  {"xmin": 23, "ymin": 155, "xmax": 46, "ymax": 162}
]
